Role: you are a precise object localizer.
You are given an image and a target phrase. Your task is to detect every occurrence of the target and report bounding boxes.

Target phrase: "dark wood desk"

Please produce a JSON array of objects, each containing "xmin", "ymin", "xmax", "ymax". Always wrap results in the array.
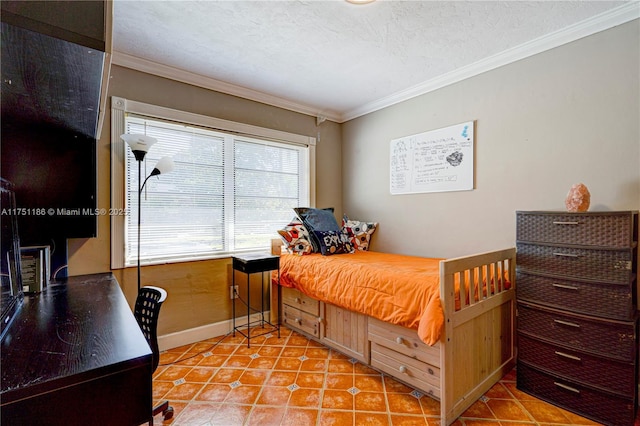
[{"xmin": 1, "ymin": 273, "xmax": 152, "ymax": 425}]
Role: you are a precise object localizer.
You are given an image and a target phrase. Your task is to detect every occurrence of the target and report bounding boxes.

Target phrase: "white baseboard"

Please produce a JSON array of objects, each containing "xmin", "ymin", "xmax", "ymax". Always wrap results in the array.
[{"xmin": 157, "ymin": 310, "xmax": 271, "ymax": 352}]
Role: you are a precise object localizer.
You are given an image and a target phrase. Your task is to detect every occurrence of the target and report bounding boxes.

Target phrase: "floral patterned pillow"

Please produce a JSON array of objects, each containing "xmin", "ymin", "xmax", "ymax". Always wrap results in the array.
[
  {"xmin": 342, "ymin": 214, "xmax": 378, "ymax": 251},
  {"xmin": 277, "ymin": 217, "xmax": 313, "ymax": 255}
]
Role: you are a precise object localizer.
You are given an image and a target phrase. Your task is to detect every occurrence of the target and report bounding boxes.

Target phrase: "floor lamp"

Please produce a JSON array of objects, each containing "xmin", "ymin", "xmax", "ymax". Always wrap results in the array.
[{"xmin": 121, "ymin": 134, "xmax": 175, "ymax": 291}]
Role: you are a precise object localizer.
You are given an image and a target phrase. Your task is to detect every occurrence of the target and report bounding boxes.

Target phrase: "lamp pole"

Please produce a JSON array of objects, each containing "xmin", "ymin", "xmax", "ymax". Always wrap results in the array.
[
  {"xmin": 137, "ymin": 160, "xmax": 143, "ymax": 292},
  {"xmin": 129, "ymin": 148, "xmax": 149, "ymax": 293},
  {"xmin": 137, "ymin": 170, "xmax": 161, "ymax": 291},
  {"xmin": 121, "ymin": 133, "xmax": 174, "ymax": 293}
]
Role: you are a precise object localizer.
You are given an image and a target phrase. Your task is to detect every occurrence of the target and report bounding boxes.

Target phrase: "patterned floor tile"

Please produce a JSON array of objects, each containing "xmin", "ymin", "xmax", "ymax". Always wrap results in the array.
[{"xmin": 150, "ymin": 326, "xmax": 639, "ymax": 426}]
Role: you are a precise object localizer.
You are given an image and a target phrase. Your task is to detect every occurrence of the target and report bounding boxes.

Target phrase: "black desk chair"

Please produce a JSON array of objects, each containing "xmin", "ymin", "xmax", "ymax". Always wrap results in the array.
[{"xmin": 134, "ymin": 286, "xmax": 174, "ymax": 424}]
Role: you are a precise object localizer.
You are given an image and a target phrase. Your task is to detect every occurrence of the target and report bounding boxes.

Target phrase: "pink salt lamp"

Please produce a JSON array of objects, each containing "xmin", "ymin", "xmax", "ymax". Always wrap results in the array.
[{"xmin": 565, "ymin": 183, "xmax": 590, "ymax": 212}]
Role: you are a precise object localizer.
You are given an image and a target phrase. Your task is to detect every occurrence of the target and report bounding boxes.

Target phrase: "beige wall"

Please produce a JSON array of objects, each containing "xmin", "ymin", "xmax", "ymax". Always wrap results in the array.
[
  {"xmin": 67, "ymin": 65, "xmax": 343, "ymax": 335},
  {"xmin": 342, "ymin": 21, "xmax": 640, "ymax": 259}
]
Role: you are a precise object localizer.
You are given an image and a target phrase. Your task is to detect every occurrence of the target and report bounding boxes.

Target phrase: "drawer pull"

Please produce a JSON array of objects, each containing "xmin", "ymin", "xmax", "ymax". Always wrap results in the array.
[
  {"xmin": 554, "ymin": 319, "xmax": 581, "ymax": 328},
  {"xmin": 553, "ymin": 252, "xmax": 579, "ymax": 258},
  {"xmin": 552, "ymin": 221, "xmax": 580, "ymax": 226},
  {"xmin": 294, "ymin": 297, "xmax": 301, "ymax": 304},
  {"xmin": 295, "ymin": 318, "xmax": 302, "ymax": 325},
  {"xmin": 552, "ymin": 283, "xmax": 578, "ymax": 291},
  {"xmin": 317, "ymin": 317, "xmax": 323, "ymax": 324},
  {"xmin": 555, "ymin": 351, "xmax": 582, "ymax": 362},
  {"xmin": 396, "ymin": 336, "xmax": 404, "ymax": 345},
  {"xmin": 399, "ymin": 365, "xmax": 408, "ymax": 374},
  {"xmin": 554, "ymin": 382, "xmax": 580, "ymax": 394}
]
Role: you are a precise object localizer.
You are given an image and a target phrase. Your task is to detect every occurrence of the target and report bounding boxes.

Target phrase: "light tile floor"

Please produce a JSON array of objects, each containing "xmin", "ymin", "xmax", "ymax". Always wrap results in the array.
[{"xmin": 152, "ymin": 326, "xmax": 639, "ymax": 425}]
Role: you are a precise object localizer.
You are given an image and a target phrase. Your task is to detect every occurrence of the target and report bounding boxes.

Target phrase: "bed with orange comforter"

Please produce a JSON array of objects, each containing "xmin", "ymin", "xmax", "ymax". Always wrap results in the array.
[
  {"xmin": 279, "ymin": 250, "xmax": 512, "ymax": 346},
  {"xmin": 274, "ymin": 244, "xmax": 516, "ymax": 426},
  {"xmin": 280, "ymin": 251, "xmax": 446, "ymax": 345}
]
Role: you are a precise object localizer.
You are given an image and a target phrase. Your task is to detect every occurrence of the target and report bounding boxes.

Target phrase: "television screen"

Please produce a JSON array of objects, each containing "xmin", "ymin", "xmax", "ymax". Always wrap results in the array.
[
  {"xmin": 0, "ymin": 122, "xmax": 97, "ymax": 245},
  {"xmin": 0, "ymin": 21, "xmax": 99, "ymax": 246}
]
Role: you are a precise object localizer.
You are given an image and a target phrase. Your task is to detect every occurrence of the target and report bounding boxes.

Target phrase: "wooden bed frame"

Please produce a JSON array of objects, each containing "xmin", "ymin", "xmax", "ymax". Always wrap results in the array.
[
  {"xmin": 438, "ymin": 248, "xmax": 517, "ymax": 424},
  {"xmin": 271, "ymin": 241, "xmax": 517, "ymax": 425}
]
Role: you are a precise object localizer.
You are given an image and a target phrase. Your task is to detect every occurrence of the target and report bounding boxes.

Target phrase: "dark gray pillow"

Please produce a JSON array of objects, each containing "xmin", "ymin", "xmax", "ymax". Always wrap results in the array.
[{"xmin": 293, "ymin": 207, "xmax": 340, "ymax": 252}]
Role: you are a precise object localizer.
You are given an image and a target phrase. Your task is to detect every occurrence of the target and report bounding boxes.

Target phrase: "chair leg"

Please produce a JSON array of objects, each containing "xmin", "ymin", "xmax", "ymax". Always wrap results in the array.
[{"xmin": 152, "ymin": 400, "xmax": 174, "ymax": 421}]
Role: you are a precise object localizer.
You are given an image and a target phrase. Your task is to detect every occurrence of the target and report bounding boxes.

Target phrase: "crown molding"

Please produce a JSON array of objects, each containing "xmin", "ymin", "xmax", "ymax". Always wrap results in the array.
[
  {"xmin": 342, "ymin": 2, "xmax": 639, "ymax": 122},
  {"xmin": 111, "ymin": 51, "xmax": 343, "ymax": 123},
  {"xmin": 112, "ymin": 2, "xmax": 638, "ymax": 124}
]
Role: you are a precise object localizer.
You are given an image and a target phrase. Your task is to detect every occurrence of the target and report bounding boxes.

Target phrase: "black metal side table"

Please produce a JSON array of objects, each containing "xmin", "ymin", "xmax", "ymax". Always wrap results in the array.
[{"xmin": 232, "ymin": 253, "xmax": 280, "ymax": 347}]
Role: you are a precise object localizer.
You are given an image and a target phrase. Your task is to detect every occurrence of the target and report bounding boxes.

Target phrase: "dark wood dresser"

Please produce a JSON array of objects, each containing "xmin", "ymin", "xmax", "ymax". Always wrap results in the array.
[
  {"xmin": 1, "ymin": 273, "xmax": 153, "ymax": 425},
  {"xmin": 516, "ymin": 210, "xmax": 639, "ymax": 426}
]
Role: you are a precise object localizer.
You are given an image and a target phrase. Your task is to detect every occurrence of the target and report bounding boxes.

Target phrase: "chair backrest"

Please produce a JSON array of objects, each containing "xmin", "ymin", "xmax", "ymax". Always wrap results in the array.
[{"xmin": 134, "ymin": 286, "xmax": 167, "ymax": 372}]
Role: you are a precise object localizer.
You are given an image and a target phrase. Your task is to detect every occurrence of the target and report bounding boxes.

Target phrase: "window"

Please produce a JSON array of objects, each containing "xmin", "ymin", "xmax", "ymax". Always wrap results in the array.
[{"xmin": 111, "ymin": 97, "xmax": 315, "ymax": 268}]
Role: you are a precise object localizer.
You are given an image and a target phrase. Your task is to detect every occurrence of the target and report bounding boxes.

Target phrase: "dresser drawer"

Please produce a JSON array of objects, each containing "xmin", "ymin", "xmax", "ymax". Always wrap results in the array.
[
  {"xmin": 282, "ymin": 304, "xmax": 319, "ymax": 337},
  {"xmin": 282, "ymin": 287, "xmax": 319, "ymax": 316},
  {"xmin": 517, "ymin": 362, "xmax": 636, "ymax": 426},
  {"xmin": 517, "ymin": 303, "xmax": 636, "ymax": 362},
  {"xmin": 518, "ymin": 333, "xmax": 636, "ymax": 396},
  {"xmin": 368, "ymin": 317, "xmax": 440, "ymax": 366},
  {"xmin": 516, "ymin": 211, "xmax": 638, "ymax": 248},
  {"xmin": 370, "ymin": 342, "xmax": 440, "ymax": 399},
  {"xmin": 516, "ymin": 272, "xmax": 635, "ymax": 320},
  {"xmin": 516, "ymin": 243, "xmax": 634, "ymax": 284}
]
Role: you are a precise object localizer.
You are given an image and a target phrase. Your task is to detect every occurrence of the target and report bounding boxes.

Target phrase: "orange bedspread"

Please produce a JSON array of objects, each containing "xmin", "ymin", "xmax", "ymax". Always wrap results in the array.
[{"xmin": 278, "ymin": 251, "xmax": 446, "ymax": 345}]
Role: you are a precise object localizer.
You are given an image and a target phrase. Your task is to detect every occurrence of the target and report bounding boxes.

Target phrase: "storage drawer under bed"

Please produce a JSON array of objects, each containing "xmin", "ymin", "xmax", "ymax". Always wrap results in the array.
[
  {"xmin": 368, "ymin": 317, "xmax": 441, "ymax": 399},
  {"xmin": 367, "ymin": 317, "xmax": 440, "ymax": 366},
  {"xmin": 282, "ymin": 304, "xmax": 319, "ymax": 337},
  {"xmin": 282, "ymin": 287, "xmax": 319, "ymax": 316},
  {"xmin": 370, "ymin": 342, "xmax": 440, "ymax": 399}
]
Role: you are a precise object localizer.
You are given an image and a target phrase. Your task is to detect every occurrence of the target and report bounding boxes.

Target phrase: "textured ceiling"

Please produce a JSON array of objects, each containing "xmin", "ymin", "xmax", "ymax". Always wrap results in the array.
[{"xmin": 112, "ymin": 1, "xmax": 634, "ymax": 122}]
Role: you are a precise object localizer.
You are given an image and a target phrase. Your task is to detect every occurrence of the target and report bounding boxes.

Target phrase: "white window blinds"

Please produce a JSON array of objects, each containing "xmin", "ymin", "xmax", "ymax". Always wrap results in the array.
[
  {"xmin": 124, "ymin": 115, "xmax": 309, "ymax": 266},
  {"xmin": 233, "ymin": 138, "xmax": 304, "ymax": 250}
]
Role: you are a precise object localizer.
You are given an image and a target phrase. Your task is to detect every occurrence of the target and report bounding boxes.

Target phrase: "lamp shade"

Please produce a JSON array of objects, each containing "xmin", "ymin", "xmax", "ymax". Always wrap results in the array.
[
  {"xmin": 151, "ymin": 156, "xmax": 175, "ymax": 176},
  {"xmin": 121, "ymin": 134, "xmax": 158, "ymax": 161}
]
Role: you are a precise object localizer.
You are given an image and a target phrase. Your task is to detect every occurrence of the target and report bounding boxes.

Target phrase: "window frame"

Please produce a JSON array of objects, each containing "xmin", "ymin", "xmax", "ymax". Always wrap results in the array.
[{"xmin": 110, "ymin": 96, "xmax": 316, "ymax": 269}]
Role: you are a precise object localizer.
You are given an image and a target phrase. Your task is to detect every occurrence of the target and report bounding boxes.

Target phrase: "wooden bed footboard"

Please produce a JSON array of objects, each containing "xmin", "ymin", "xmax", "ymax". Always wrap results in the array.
[{"xmin": 439, "ymin": 247, "xmax": 517, "ymax": 425}]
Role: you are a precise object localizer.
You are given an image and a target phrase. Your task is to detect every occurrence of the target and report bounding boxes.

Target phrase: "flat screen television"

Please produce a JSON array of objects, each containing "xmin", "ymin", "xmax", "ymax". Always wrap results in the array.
[
  {"xmin": 1, "ymin": 20, "xmax": 99, "ymax": 246},
  {"xmin": 1, "ymin": 178, "xmax": 24, "ymax": 340},
  {"xmin": 0, "ymin": 122, "xmax": 97, "ymax": 245}
]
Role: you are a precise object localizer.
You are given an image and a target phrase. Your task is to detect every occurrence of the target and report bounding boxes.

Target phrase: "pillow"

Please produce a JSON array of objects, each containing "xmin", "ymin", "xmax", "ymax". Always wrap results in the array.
[
  {"xmin": 312, "ymin": 229, "xmax": 354, "ymax": 256},
  {"xmin": 277, "ymin": 217, "xmax": 313, "ymax": 255},
  {"xmin": 342, "ymin": 214, "xmax": 378, "ymax": 251},
  {"xmin": 293, "ymin": 207, "xmax": 341, "ymax": 252}
]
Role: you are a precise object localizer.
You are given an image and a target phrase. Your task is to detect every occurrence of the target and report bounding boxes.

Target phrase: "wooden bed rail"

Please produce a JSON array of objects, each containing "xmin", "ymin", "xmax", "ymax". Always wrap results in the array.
[{"xmin": 439, "ymin": 247, "xmax": 517, "ymax": 425}]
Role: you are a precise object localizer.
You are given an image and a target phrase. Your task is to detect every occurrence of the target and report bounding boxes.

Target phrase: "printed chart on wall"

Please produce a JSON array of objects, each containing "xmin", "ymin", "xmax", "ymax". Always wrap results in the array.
[{"xmin": 390, "ymin": 121, "xmax": 474, "ymax": 195}]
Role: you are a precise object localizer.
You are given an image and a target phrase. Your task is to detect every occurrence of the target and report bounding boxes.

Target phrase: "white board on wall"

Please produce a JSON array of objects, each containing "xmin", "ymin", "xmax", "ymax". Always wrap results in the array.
[{"xmin": 390, "ymin": 121, "xmax": 474, "ymax": 195}]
